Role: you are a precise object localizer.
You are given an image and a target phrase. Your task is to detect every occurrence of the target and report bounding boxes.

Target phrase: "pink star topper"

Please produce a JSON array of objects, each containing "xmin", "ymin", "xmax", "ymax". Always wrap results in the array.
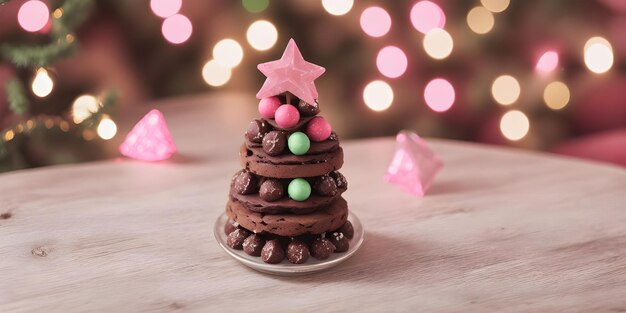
[
  {"xmin": 119, "ymin": 109, "xmax": 177, "ymax": 162},
  {"xmin": 256, "ymin": 38, "xmax": 325, "ymax": 104},
  {"xmin": 384, "ymin": 130, "xmax": 443, "ymax": 196}
]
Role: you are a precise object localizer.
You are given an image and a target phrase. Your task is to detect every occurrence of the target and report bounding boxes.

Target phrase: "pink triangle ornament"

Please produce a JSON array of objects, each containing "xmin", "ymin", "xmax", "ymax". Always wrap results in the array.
[
  {"xmin": 119, "ymin": 109, "xmax": 177, "ymax": 161},
  {"xmin": 384, "ymin": 130, "xmax": 443, "ymax": 196}
]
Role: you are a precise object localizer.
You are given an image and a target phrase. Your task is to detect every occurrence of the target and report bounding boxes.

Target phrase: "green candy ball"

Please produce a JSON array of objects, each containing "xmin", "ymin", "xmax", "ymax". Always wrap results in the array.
[
  {"xmin": 288, "ymin": 131, "xmax": 310, "ymax": 155},
  {"xmin": 288, "ymin": 178, "xmax": 311, "ymax": 201}
]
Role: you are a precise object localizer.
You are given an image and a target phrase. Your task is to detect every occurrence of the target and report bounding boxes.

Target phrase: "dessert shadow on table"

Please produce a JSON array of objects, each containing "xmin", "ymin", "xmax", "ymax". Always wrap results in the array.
[
  {"xmin": 262, "ymin": 232, "xmax": 425, "ymax": 283},
  {"xmin": 427, "ymin": 178, "xmax": 496, "ymax": 196},
  {"xmin": 157, "ymin": 153, "xmax": 210, "ymax": 165}
]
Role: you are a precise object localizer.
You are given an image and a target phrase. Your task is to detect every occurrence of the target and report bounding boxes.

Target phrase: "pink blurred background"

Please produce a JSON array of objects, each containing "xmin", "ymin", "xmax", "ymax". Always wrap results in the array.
[{"xmin": 0, "ymin": 0, "xmax": 624, "ymax": 171}]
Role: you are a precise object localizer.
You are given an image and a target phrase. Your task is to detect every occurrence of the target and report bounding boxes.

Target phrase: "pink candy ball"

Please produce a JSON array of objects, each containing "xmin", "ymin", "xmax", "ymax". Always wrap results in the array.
[
  {"xmin": 258, "ymin": 97, "xmax": 281, "ymax": 119},
  {"xmin": 274, "ymin": 104, "xmax": 300, "ymax": 129},
  {"xmin": 306, "ymin": 116, "xmax": 332, "ymax": 142}
]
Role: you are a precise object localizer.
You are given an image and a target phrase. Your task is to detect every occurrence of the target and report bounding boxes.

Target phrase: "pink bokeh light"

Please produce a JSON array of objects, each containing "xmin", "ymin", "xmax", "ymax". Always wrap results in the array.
[
  {"xmin": 38, "ymin": 19, "xmax": 52, "ymax": 34},
  {"xmin": 161, "ymin": 14, "xmax": 192, "ymax": 45},
  {"xmin": 424, "ymin": 78, "xmax": 455, "ymax": 112},
  {"xmin": 18, "ymin": 0, "xmax": 50, "ymax": 33},
  {"xmin": 410, "ymin": 1, "xmax": 446, "ymax": 34},
  {"xmin": 360, "ymin": 6, "xmax": 392, "ymax": 37},
  {"xmin": 600, "ymin": 0, "xmax": 626, "ymax": 13},
  {"xmin": 536, "ymin": 50, "xmax": 559, "ymax": 75},
  {"xmin": 150, "ymin": 0, "xmax": 182, "ymax": 18},
  {"xmin": 119, "ymin": 109, "xmax": 177, "ymax": 162},
  {"xmin": 376, "ymin": 46, "xmax": 408, "ymax": 79}
]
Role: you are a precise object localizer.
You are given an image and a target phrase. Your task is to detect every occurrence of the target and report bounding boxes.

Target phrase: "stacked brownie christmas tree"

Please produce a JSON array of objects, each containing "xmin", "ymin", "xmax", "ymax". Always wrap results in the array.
[{"xmin": 224, "ymin": 39, "xmax": 354, "ymax": 264}]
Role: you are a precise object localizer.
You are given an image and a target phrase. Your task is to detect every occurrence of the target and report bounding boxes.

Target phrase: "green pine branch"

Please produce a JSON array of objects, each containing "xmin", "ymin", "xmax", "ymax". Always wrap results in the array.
[
  {"xmin": 0, "ymin": 0, "xmax": 91, "ymax": 68},
  {"xmin": 52, "ymin": 0, "xmax": 93, "ymax": 37},
  {"xmin": 79, "ymin": 89, "xmax": 118, "ymax": 128},
  {"xmin": 0, "ymin": 140, "xmax": 6, "ymax": 158},
  {"xmin": 0, "ymin": 0, "xmax": 115, "ymax": 170},
  {"xmin": 0, "ymin": 40, "xmax": 75, "ymax": 68},
  {"xmin": 100, "ymin": 89, "xmax": 118, "ymax": 109},
  {"xmin": 5, "ymin": 79, "xmax": 28, "ymax": 115}
]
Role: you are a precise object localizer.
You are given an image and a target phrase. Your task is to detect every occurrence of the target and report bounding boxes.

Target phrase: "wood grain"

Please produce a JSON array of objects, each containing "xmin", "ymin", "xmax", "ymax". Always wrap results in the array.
[{"xmin": 1, "ymin": 95, "xmax": 625, "ymax": 312}]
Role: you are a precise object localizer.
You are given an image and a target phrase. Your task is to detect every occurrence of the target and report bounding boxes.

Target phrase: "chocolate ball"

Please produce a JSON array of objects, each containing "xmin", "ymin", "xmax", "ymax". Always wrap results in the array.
[
  {"xmin": 227, "ymin": 228, "xmax": 251, "ymax": 250},
  {"xmin": 338, "ymin": 221, "xmax": 354, "ymax": 239},
  {"xmin": 259, "ymin": 179, "xmax": 284, "ymax": 202},
  {"xmin": 233, "ymin": 170, "xmax": 258, "ymax": 195},
  {"xmin": 330, "ymin": 171, "xmax": 348, "ymax": 190},
  {"xmin": 224, "ymin": 220, "xmax": 238, "ymax": 235},
  {"xmin": 243, "ymin": 234, "xmax": 265, "ymax": 256},
  {"xmin": 311, "ymin": 237, "xmax": 336, "ymax": 260},
  {"xmin": 330, "ymin": 232, "xmax": 349, "ymax": 252},
  {"xmin": 286, "ymin": 240, "xmax": 310, "ymax": 264},
  {"xmin": 297, "ymin": 99, "xmax": 320, "ymax": 116},
  {"xmin": 245, "ymin": 119, "xmax": 271, "ymax": 143},
  {"xmin": 275, "ymin": 105, "xmax": 300, "ymax": 129},
  {"xmin": 261, "ymin": 239, "xmax": 285, "ymax": 264},
  {"xmin": 262, "ymin": 131, "xmax": 287, "ymax": 156},
  {"xmin": 313, "ymin": 175, "xmax": 338, "ymax": 196}
]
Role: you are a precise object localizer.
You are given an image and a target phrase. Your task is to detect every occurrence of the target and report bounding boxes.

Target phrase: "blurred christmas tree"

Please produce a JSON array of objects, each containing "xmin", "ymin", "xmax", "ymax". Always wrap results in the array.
[{"xmin": 0, "ymin": 0, "xmax": 116, "ymax": 172}]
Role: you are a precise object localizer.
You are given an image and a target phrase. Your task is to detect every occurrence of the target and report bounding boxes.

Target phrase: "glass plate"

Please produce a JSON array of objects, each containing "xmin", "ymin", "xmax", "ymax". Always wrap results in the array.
[{"xmin": 214, "ymin": 211, "xmax": 364, "ymax": 276}]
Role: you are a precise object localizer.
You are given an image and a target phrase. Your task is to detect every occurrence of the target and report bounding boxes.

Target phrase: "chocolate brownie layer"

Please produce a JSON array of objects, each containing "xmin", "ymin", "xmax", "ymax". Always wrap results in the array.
[
  {"xmin": 246, "ymin": 135, "xmax": 339, "ymax": 153},
  {"xmin": 230, "ymin": 191, "xmax": 344, "ymax": 214},
  {"xmin": 226, "ymin": 197, "xmax": 348, "ymax": 236},
  {"xmin": 240, "ymin": 144, "xmax": 343, "ymax": 178},
  {"xmin": 229, "ymin": 173, "xmax": 347, "ymax": 214}
]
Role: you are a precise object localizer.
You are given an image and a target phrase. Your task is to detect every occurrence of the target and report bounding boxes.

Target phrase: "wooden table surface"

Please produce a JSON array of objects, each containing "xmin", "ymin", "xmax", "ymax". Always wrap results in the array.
[{"xmin": 1, "ymin": 94, "xmax": 625, "ymax": 313}]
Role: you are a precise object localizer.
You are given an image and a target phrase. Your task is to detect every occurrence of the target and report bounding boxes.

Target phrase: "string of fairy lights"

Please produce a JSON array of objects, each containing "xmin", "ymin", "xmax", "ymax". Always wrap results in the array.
[{"xmin": 194, "ymin": 0, "xmax": 617, "ymax": 143}]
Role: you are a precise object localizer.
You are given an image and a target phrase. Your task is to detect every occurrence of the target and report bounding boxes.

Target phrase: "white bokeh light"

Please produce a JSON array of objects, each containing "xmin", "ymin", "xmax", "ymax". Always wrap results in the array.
[
  {"xmin": 480, "ymin": 0, "xmax": 510, "ymax": 13},
  {"xmin": 97, "ymin": 115, "xmax": 118, "ymax": 140},
  {"xmin": 31, "ymin": 68, "xmax": 53, "ymax": 98},
  {"xmin": 467, "ymin": 6, "xmax": 494, "ymax": 34},
  {"xmin": 202, "ymin": 60, "xmax": 232, "ymax": 87},
  {"xmin": 72, "ymin": 95, "xmax": 100, "ymax": 124},
  {"xmin": 363, "ymin": 80, "xmax": 394, "ymax": 112},
  {"xmin": 584, "ymin": 37, "xmax": 613, "ymax": 74},
  {"xmin": 500, "ymin": 110, "xmax": 529, "ymax": 141},
  {"xmin": 423, "ymin": 28, "xmax": 453, "ymax": 60},
  {"xmin": 491, "ymin": 75, "xmax": 520, "ymax": 105},
  {"xmin": 322, "ymin": 0, "xmax": 353, "ymax": 16},
  {"xmin": 543, "ymin": 81, "xmax": 570, "ymax": 110},
  {"xmin": 246, "ymin": 20, "xmax": 278, "ymax": 51},
  {"xmin": 213, "ymin": 39, "xmax": 244, "ymax": 68}
]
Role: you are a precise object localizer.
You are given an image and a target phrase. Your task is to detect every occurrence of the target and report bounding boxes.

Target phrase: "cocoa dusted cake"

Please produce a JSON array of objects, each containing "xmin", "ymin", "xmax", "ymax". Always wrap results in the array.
[{"xmin": 224, "ymin": 39, "xmax": 354, "ymax": 264}]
